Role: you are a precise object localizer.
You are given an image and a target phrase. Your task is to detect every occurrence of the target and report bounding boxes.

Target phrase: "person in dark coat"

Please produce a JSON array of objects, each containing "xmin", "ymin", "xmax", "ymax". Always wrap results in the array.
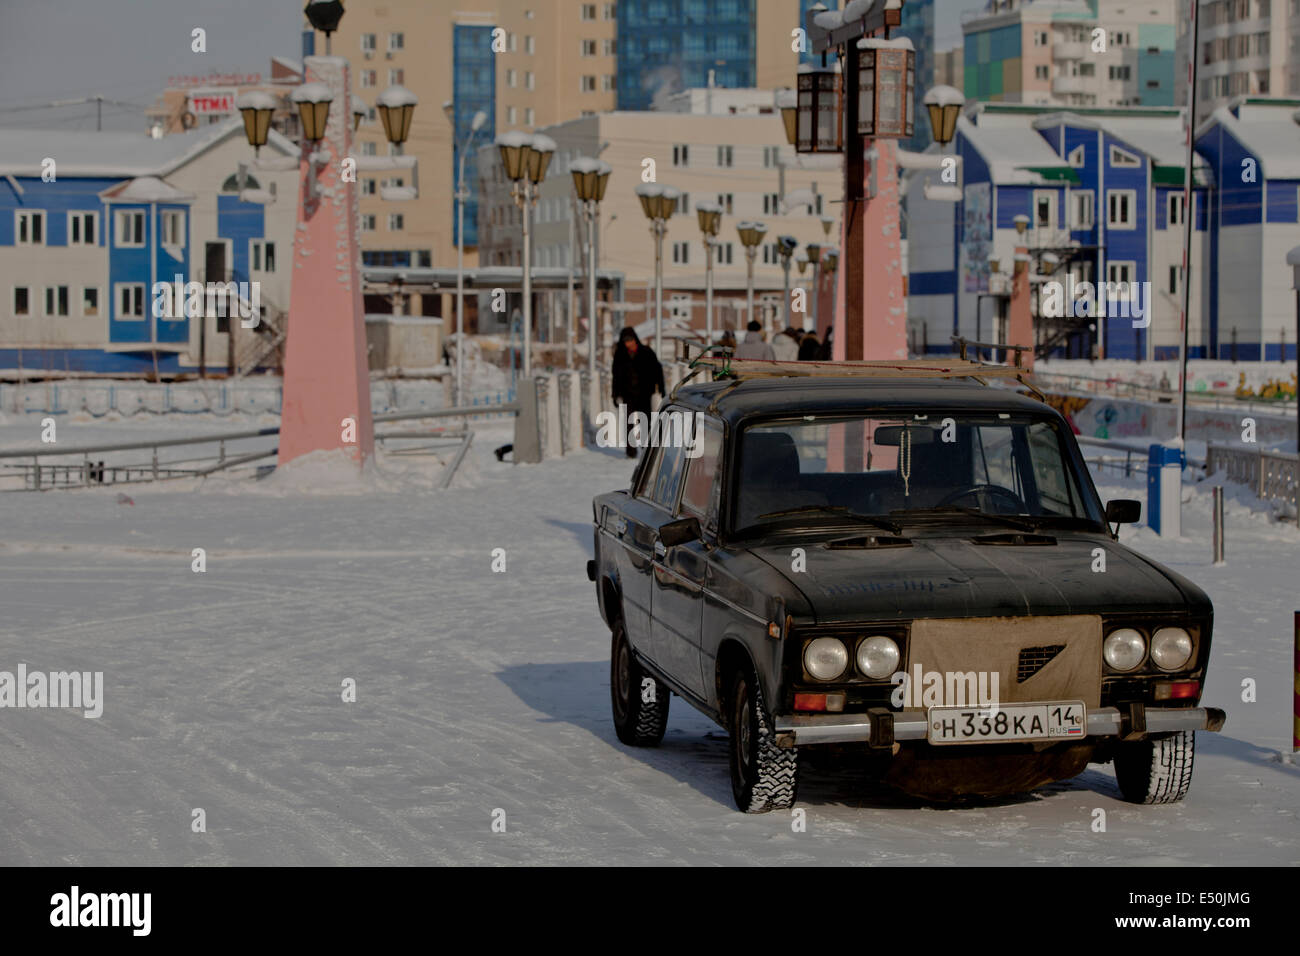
[
  {"xmin": 611, "ymin": 327, "xmax": 665, "ymax": 457},
  {"xmin": 798, "ymin": 330, "xmax": 821, "ymax": 361},
  {"xmin": 816, "ymin": 328, "xmax": 833, "ymax": 361}
]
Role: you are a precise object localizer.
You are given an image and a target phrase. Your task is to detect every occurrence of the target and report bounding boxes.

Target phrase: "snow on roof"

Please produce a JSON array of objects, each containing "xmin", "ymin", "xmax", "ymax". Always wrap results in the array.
[
  {"xmin": 0, "ymin": 115, "xmax": 294, "ymax": 179},
  {"xmin": 99, "ymin": 176, "xmax": 195, "ymax": 204},
  {"xmin": 1034, "ymin": 111, "xmax": 1187, "ymax": 166},
  {"xmin": 858, "ymin": 36, "xmax": 913, "ymax": 50},
  {"xmin": 1202, "ymin": 102, "xmax": 1300, "ymax": 179},
  {"xmin": 959, "ymin": 115, "xmax": 1069, "ymax": 184},
  {"xmin": 270, "ymin": 55, "xmax": 303, "ymax": 77}
]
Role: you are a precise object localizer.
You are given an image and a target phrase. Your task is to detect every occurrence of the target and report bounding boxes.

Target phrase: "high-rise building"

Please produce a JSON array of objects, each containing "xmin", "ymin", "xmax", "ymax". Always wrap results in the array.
[
  {"xmin": 615, "ymin": 0, "xmax": 757, "ymax": 109},
  {"xmin": 897, "ymin": 0, "xmax": 938, "ymax": 151},
  {"xmin": 962, "ymin": 0, "xmax": 1177, "ymax": 109},
  {"xmin": 1175, "ymin": 0, "xmax": 1299, "ymax": 128}
]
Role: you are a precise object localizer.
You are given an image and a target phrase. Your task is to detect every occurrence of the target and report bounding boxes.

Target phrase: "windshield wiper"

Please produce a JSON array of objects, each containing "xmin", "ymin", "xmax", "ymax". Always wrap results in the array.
[
  {"xmin": 891, "ymin": 506, "xmax": 1041, "ymax": 532},
  {"xmin": 758, "ymin": 505, "xmax": 903, "ymax": 535}
]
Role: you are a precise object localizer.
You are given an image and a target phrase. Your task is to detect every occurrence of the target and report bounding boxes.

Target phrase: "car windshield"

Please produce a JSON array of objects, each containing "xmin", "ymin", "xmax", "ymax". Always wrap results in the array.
[{"xmin": 732, "ymin": 413, "xmax": 1102, "ymax": 535}]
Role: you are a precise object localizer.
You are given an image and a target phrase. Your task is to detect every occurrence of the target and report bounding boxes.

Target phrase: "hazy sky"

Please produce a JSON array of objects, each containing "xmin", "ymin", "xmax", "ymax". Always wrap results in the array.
[{"xmin": 0, "ymin": 0, "xmax": 980, "ymax": 133}]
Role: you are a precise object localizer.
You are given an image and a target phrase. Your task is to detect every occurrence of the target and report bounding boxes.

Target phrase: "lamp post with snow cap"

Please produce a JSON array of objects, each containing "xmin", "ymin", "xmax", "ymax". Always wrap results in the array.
[
  {"xmin": 351, "ymin": 95, "xmax": 367, "ymax": 132},
  {"xmin": 924, "ymin": 84, "xmax": 964, "ymax": 149},
  {"xmin": 696, "ymin": 201, "xmax": 723, "ymax": 344},
  {"xmin": 737, "ymin": 221, "xmax": 767, "ymax": 335},
  {"xmin": 497, "ymin": 131, "xmax": 557, "ymax": 377},
  {"xmin": 635, "ymin": 183, "xmax": 679, "ymax": 357},
  {"xmin": 571, "ymin": 156, "xmax": 612, "ymax": 374},
  {"xmin": 445, "ymin": 102, "xmax": 488, "ymax": 406}
]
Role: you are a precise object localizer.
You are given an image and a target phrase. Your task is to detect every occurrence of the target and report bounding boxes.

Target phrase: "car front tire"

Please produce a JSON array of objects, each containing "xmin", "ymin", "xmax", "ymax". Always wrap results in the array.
[
  {"xmin": 1113, "ymin": 731, "xmax": 1196, "ymax": 804},
  {"xmin": 728, "ymin": 668, "xmax": 798, "ymax": 813},
  {"xmin": 610, "ymin": 618, "xmax": 669, "ymax": 746}
]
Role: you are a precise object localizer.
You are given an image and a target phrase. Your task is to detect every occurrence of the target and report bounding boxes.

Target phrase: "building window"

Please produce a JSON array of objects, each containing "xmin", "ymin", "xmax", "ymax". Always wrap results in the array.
[
  {"xmin": 672, "ymin": 240, "xmax": 690, "ymax": 264},
  {"xmin": 65, "ymin": 211, "xmax": 96, "ymax": 246},
  {"xmin": 716, "ymin": 145, "xmax": 733, "ymax": 167},
  {"xmin": 1108, "ymin": 65, "xmax": 1132, "ymax": 81},
  {"xmin": 1168, "ymin": 264, "xmax": 1183, "ymax": 295},
  {"xmin": 361, "ymin": 33, "xmax": 376, "ymax": 53},
  {"xmin": 1109, "ymin": 146, "xmax": 1140, "ymax": 167},
  {"xmin": 602, "ymin": 38, "xmax": 617, "ymax": 55},
  {"xmin": 525, "ymin": 71, "xmax": 535, "ymax": 90},
  {"xmin": 14, "ymin": 286, "xmax": 30, "ymax": 316},
  {"xmin": 159, "ymin": 210, "xmax": 184, "ymax": 247},
  {"xmin": 581, "ymin": 75, "xmax": 596, "ymax": 92},
  {"xmin": 507, "ymin": 69, "xmax": 517, "ymax": 88},
  {"xmin": 1107, "ymin": 189, "xmax": 1136, "ymax": 228},
  {"xmin": 762, "ymin": 193, "xmax": 780, "ymax": 215},
  {"xmin": 602, "ymin": 74, "xmax": 615, "ymax": 92},
  {"xmin": 388, "ymin": 32, "xmax": 404, "ymax": 52},
  {"xmin": 525, "ymin": 35, "xmax": 535, "ymax": 54},
  {"xmin": 362, "ymin": 214, "xmax": 376, "ymax": 232},
  {"xmin": 763, "ymin": 146, "xmax": 780, "ymax": 167},
  {"xmin": 1034, "ymin": 30, "xmax": 1049, "ymax": 45},
  {"xmin": 506, "ymin": 106, "xmax": 517, "ymax": 124},
  {"xmin": 717, "ymin": 193, "xmax": 733, "ymax": 214},
  {"xmin": 582, "ymin": 3, "xmax": 597, "ymax": 19},
  {"xmin": 675, "ymin": 192, "xmax": 690, "ymax": 214},
  {"xmin": 389, "ymin": 68, "xmax": 404, "ymax": 85},
  {"xmin": 1106, "ymin": 262, "xmax": 1137, "ymax": 298},
  {"xmin": 1068, "ymin": 145, "xmax": 1086, "ymax": 167},
  {"xmin": 114, "ymin": 210, "xmax": 144, "ymax": 247},
  {"xmin": 581, "ymin": 38, "xmax": 597, "ymax": 56},
  {"xmin": 1035, "ymin": 65, "xmax": 1049, "ymax": 80},
  {"xmin": 717, "ymin": 242, "xmax": 734, "ymax": 265},
  {"xmin": 116, "ymin": 283, "xmax": 145, "ymax": 320},
  {"xmin": 524, "ymin": 107, "xmax": 535, "ymax": 125},
  {"xmin": 15, "ymin": 210, "xmax": 44, "ymax": 245},
  {"xmin": 604, "ymin": 2, "xmax": 617, "ymax": 19},
  {"xmin": 252, "ymin": 240, "xmax": 276, "ymax": 272},
  {"xmin": 1033, "ymin": 190, "xmax": 1056, "ymax": 229},
  {"xmin": 45, "ymin": 285, "xmax": 69, "ymax": 317},
  {"xmin": 1078, "ymin": 62, "xmax": 1094, "ymax": 77},
  {"xmin": 82, "ymin": 287, "xmax": 98, "ymax": 317},
  {"xmin": 1070, "ymin": 190, "xmax": 1094, "ymax": 229},
  {"xmin": 363, "ymin": 178, "xmax": 377, "ymax": 195},
  {"xmin": 388, "ymin": 213, "xmax": 404, "ymax": 231},
  {"xmin": 1167, "ymin": 192, "xmax": 1185, "ymax": 227},
  {"xmin": 361, "ymin": 69, "xmax": 376, "ymax": 88},
  {"xmin": 362, "ymin": 141, "xmax": 377, "ymax": 156},
  {"xmin": 672, "ymin": 144, "xmax": 689, "ymax": 166}
]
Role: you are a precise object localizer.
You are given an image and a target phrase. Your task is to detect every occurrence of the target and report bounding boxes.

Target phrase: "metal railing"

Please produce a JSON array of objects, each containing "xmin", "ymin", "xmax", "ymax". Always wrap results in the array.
[
  {"xmin": 1033, "ymin": 369, "xmax": 1297, "ymax": 417},
  {"xmin": 1205, "ymin": 444, "xmax": 1298, "ymax": 508}
]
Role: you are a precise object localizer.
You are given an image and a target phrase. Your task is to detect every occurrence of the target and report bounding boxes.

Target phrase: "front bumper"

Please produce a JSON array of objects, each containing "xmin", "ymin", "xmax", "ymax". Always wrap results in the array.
[{"xmin": 773, "ymin": 705, "xmax": 1226, "ymax": 748}]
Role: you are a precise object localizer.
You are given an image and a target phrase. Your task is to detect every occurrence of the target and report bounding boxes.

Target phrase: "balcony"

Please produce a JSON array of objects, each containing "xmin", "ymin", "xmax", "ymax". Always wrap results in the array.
[
  {"xmin": 1052, "ymin": 74, "xmax": 1086, "ymax": 95},
  {"xmin": 1052, "ymin": 40, "xmax": 1087, "ymax": 60}
]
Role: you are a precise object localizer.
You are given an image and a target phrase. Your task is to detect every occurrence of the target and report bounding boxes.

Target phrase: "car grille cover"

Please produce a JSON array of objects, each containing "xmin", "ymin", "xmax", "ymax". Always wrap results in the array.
[{"xmin": 1018, "ymin": 644, "xmax": 1065, "ymax": 683}]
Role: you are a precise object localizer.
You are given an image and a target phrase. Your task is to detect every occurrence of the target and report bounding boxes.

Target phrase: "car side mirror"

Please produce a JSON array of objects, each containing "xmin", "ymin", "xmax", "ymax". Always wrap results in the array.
[
  {"xmin": 1105, "ymin": 499, "xmax": 1141, "ymax": 525},
  {"xmin": 658, "ymin": 515, "xmax": 701, "ymax": 548}
]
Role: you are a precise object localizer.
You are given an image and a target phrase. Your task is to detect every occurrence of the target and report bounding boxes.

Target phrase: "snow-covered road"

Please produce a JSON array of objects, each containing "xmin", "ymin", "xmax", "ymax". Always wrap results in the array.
[{"xmin": 0, "ymin": 420, "xmax": 1297, "ymax": 865}]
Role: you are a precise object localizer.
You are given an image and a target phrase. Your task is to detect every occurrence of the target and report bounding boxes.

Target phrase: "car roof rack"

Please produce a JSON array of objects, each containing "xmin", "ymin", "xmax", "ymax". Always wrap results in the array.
[{"xmin": 678, "ymin": 337, "xmax": 1044, "ymax": 401}]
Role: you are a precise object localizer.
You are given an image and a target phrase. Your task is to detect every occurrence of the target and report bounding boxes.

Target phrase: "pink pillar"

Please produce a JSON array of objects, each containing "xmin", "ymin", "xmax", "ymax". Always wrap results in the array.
[
  {"xmin": 832, "ymin": 139, "xmax": 908, "ymax": 362},
  {"xmin": 278, "ymin": 56, "xmax": 374, "ymax": 467},
  {"xmin": 1008, "ymin": 245, "xmax": 1035, "ymax": 371}
]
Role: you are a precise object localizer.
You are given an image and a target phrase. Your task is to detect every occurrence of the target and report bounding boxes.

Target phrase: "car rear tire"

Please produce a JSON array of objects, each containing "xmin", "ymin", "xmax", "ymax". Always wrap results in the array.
[
  {"xmin": 1113, "ymin": 731, "xmax": 1195, "ymax": 804},
  {"xmin": 728, "ymin": 667, "xmax": 798, "ymax": 813},
  {"xmin": 610, "ymin": 618, "xmax": 669, "ymax": 746}
]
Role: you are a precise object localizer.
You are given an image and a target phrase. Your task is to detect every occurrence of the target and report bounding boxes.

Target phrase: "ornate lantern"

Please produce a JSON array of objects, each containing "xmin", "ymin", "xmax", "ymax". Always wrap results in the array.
[
  {"xmin": 857, "ymin": 37, "xmax": 915, "ymax": 139},
  {"xmin": 796, "ymin": 62, "xmax": 842, "ymax": 153}
]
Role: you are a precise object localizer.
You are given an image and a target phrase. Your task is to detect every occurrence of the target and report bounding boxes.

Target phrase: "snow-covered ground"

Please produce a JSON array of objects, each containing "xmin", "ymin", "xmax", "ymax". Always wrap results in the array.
[{"xmin": 0, "ymin": 418, "xmax": 1297, "ymax": 865}]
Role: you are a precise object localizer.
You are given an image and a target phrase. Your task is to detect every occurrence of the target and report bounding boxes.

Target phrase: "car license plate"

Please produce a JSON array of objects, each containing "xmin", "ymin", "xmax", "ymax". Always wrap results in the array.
[{"xmin": 927, "ymin": 701, "xmax": 1087, "ymax": 745}]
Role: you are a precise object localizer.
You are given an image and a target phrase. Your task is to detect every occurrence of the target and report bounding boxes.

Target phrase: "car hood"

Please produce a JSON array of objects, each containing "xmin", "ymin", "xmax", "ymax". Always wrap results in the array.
[{"xmin": 748, "ymin": 531, "xmax": 1208, "ymax": 624}]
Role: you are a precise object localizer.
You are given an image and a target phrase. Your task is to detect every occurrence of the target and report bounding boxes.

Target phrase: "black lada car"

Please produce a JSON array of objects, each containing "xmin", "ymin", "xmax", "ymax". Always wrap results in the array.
[{"xmin": 588, "ymin": 367, "xmax": 1225, "ymax": 812}]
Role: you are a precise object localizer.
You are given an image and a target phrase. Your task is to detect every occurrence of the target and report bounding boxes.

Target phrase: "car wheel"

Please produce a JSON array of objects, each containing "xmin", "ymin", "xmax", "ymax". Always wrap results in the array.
[
  {"xmin": 728, "ymin": 667, "xmax": 798, "ymax": 813},
  {"xmin": 610, "ymin": 618, "xmax": 669, "ymax": 746},
  {"xmin": 1113, "ymin": 731, "xmax": 1196, "ymax": 804}
]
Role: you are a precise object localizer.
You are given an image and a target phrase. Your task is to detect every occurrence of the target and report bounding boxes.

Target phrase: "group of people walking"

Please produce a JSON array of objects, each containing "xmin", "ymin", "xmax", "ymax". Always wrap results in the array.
[{"xmin": 729, "ymin": 321, "xmax": 829, "ymax": 362}]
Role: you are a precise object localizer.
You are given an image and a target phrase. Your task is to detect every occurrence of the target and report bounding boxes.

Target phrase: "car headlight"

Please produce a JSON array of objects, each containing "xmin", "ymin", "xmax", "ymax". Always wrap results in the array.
[
  {"xmin": 857, "ymin": 635, "xmax": 900, "ymax": 679},
  {"xmin": 804, "ymin": 637, "xmax": 849, "ymax": 681},
  {"xmin": 1150, "ymin": 627, "xmax": 1193, "ymax": 671},
  {"xmin": 1104, "ymin": 628, "xmax": 1146, "ymax": 671}
]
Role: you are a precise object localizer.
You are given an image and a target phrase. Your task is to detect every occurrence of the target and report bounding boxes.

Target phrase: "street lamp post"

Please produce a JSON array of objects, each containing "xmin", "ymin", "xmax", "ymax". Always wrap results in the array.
[
  {"xmin": 806, "ymin": 241, "xmax": 822, "ymax": 338},
  {"xmin": 571, "ymin": 157, "xmax": 613, "ymax": 375},
  {"xmin": 444, "ymin": 102, "xmax": 487, "ymax": 407},
  {"xmin": 777, "ymin": 235, "xmax": 798, "ymax": 332},
  {"xmin": 737, "ymin": 221, "xmax": 767, "ymax": 334},
  {"xmin": 496, "ymin": 131, "xmax": 557, "ymax": 378},
  {"xmin": 794, "ymin": 253, "xmax": 810, "ymax": 331},
  {"xmin": 696, "ymin": 201, "xmax": 723, "ymax": 345},
  {"xmin": 635, "ymin": 183, "xmax": 680, "ymax": 357}
]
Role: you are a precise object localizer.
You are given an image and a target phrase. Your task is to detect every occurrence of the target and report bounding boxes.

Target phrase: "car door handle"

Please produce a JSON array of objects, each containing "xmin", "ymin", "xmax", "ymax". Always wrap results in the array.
[{"xmin": 654, "ymin": 540, "xmax": 666, "ymax": 558}]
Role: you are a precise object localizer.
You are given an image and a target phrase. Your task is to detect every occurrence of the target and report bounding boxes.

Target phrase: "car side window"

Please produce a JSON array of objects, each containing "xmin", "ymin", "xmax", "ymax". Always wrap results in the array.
[
  {"xmin": 679, "ymin": 420, "xmax": 723, "ymax": 525},
  {"xmin": 652, "ymin": 442, "xmax": 687, "ymax": 510}
]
